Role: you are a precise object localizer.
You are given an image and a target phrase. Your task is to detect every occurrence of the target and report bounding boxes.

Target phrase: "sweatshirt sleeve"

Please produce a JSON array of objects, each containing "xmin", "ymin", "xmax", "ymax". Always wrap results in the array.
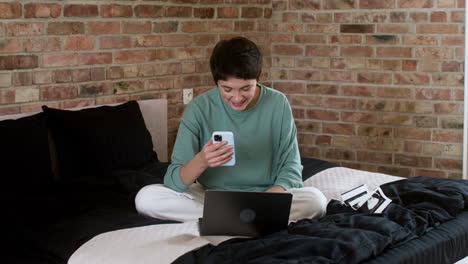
[
  {"xmin": 273, "ymin": 96, "xmax": 304, "ymax": 190},
  {"xmin": 163, "ymin": 103, "xmax": 202, "ymax": 192}
]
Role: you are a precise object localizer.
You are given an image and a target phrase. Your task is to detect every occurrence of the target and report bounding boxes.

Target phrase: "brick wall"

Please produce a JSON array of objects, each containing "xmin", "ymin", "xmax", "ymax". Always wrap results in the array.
[
  {"xmin": 0, "ymin": 0, "xmax": 272, "ymax": 154},
  {"xmin": 0, "ymin": 0, "xmax": 465, "ymax": 179},
  {"xmin": 270, "ymin": 0, "xmax": 465, "ymax": 179}
]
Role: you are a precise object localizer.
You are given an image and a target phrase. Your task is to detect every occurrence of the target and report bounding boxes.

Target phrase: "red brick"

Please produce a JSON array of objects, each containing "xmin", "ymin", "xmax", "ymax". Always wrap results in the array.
[
  {"xmin": 90, "ymin": 68, "xmax": 105, "ymax": 81},
  {"xmin": 134, "ymin": 5, "xmax": 164, "ymax": 18},
  {"xmin": 43, "ymin": 53, "xmax": 78, "ymax": 67},
  {"xmin": 115, "ymin": 50, "xmax": 146, "ymax": 64},
  {"xmin": 341, "ymin": 24, "xmax": 374, "ymax": 33},
  {"xmin": 147, "ymin": 77, "xmax": 174, "ymax": 90},
  {"xmin": 101, "ymin": 5, "xmax": 133, "ymax": 18},
  {"xmin": 146, "ymin": 49, "xmax": 175, "ymax": 61},
  {"xmin": 377, "ymin": 47, "xmax": 412, "ymax": 57},
  {"xmin": 13, "ymin": 72, "xmax": 33, "ymax": 86},
  {"xmin": 415, "ymin": 47, "xmax": 452, "ymax": 59},
  {"xmin": 273, "ymin": 82, "xmax": 305, "ymax": 94},
  {"xmin": 434, "ymin": 158, "xmax": 462, "ymax": 170},
  {"xmin": 123, "ymin": 22, "xmax": 152, "ymax": 34},
  {"xmin": 273, "ymin": 45, "xmax": 303, "ymax": 56},
  {"xmin": 442, "ymin": 36, "xmax": 464, "ymax": 46},
  {"xmin": 161, "ymin": 35, "xmax": 193, "ymax": 47},
  {"xmin": 430, "ymin": 11, "xmax": 447, "ymax": 22},
  {"xmin": 99, "ymin": 36, "xmax": 131, "ymax": 49},
  {"xmin": 377, "ymin": 24, "xmax": 411, "ymax": 33},
  {"xmin": 0, "ymin": 3, "xmax": 22, "ymax": 19},
  {"xmin": 0, "ymin": 90, "xmax": 15, "ymax": 104},
  {"xmin": 175, "ymin": 48, "xmax": 205, "ymax": 60},
  {"xmin": 41, "ymin": 85, "xmax": 78, "ymax": 100},
  {"xmin": 377, "ymin": 166, "xmax": 412, "ymax": 177},
  {"xmin": 48, "ymin": 22, "xmax": 84, "ymax": 35},
  {"xmin": 87, "ymin": 22, "xmax": 120, "ymax": 34},
  {"xmin": 417, "ymin": 24, "xmax": 458, "ymax": 34},
  {"xmin": 394, "ymin": 73, "xmax": 430, "ymax": 85},
  {"xmin": 306, "ymin": 24, "xmax": 339, "ymax": 33},
  {"xmin": 181, "ymin": 21, "xmax": 206, "ymax": 33},
  {"xmin": 166, "ymin": 6, "xmax": 192, "ymax": 17},
  {"xmin": 289, "ymin": 70, "xmax": 320, "ymax": 81},
  {"xmin": 0, "ymin": 39, "xmax": 21, "ymax": 53},
  {"xmin": 64, "ymin": 5, "xmax": 98, "ymax": 17},
  {"xmin": 432, "ymin": 130, "xmax": 463, "ymax": 143},
  {"xmin": 291, "ymin": 0, "xmax": 320, "ymax": 10},
  {"xmin": 451, "ymin": 11, "xmax": 464, "ymax": 22},
  {"xmin": 357, "ymin": 151, "xmax": 392, "ymax": 164},
  {"xmin": 323, "ymin": 71, "xmax": 354, "ymax": 82},
  {"xmin": 331, "ymin": 35, "xmax": 362, "ymax": 44},
  {"xmin": 358, "ymin": 72, "xmax": 391, "ymax": 84},
  {"xmin": 410, "ymin": 12, "xmax": 428, "ymax": 22},
  {"xmin": 326, "ymin": 149, "xmax": 355, "ymax": 161},
  {"xmin": 0, "ymin": 55, "xmax": 38, "ymax": 70},
  {"xmin": 78, "ymin": 52, "xmax": 112, "ymax": 65},
  {"xmin": 343, "ymin": 112, "xmax": 377, "ymax": 123},
  {"xmin": 79, "ymin": 82, "xmax": 113, "ymax": 97},
  {"xmin": 325, "ymin": 98, "xmax": 357, "ymax": 110},
  {"xmin": 25, "ymin": 3, "xmax": 60, "ymax": 18},
  {"xmin": 64, "ymin": 36, "xmax": 94, "ymax": 50},
  {"xmin": 395, "ymin": 154, "xmax": 432, "ymax": 168},
  {"xmin": 96, "ymin": 96, "xmax": 129, "ymax": 105},
  {"xmin": 360, "ymin": 0, "xmax": 395, "ymax": 8},
  {"xmin": 395, "ymin": 127, "xmax": 431, "ymax": 140},
  {"xmin": 290, "ymin": 95, "xmax": 322, "ymax": 107},
  {"xmin": 342, "ymin": 85, "xmax": 375, "ymax": 96},
  {"xmin": 234, "ymin": 21, "xmax": 256, "ymax": 32},
  {"xmin": 402, "ymin": 60, "xmax": 417, "ymax": 71},
  {"xmin": 307, "ymin": 84, "xmax": 338, "ymax": 95},
  {"xmin": 341, "ymin": 46, "xmax": 372, "ymax": 57},
  {"xmin": 434, "ymin": 103, "xmax": 462, "ymax": 114},
  {"xmin": 135, "ymin": 35, "xmax": 162, "ymax": 47},
  {"xmin": 72, "ymin": 69, "xmax": 90, "ymax": 82},
  {"xmin": 23, "ymin": 38, "xmax": 61, "ymax": 52},
  {"xmin": 0, "ymin": 106, "xmax": 20, "ymax": 115},
  {"xmin": 241, "ymin": 7, "xmax": 263, "ymax": 18},
  {"xmin": 415, "ymin": 169, "xmax": 446, "ymax": 178},
  {"xmin": 324, "ymin": 123, "xmax": 355, "ymax": 135},
  {"xmin": 194, "ymin": 8, "xmax": 215, "ymax": 19},
  {"xmin": 403, "ymin": 36, "xmax": 438, "ymax": 45},
  {"xmin": 306, "ymin": 46, "xmax": 338, "ymax": 57},
  {"xmin": 6, "ymin": 22, "xmax": 44, "ymax": 37},
  {"xmin": 306, "ymin": 109, "xmax": 339, "ymax": 121},
  {"xmin": 153, "ymin": 22, "xmax": 178, "ymax": 33},
  {"xmin": 208, "ymin": 21, "xmax": 233, "ymax": 32},
  {"xmin": 295, "ymin": 35, "xmax": 326, "ymax": 44},
  {"xmin": 442, "ymin": 61, "xmax": 461, "ymax": 72},
  {"xmin": 54, "ymin": 70, "xmax": 72, "ymax": 83},
  {"xmin": 399, "ymin": 0, "xmax": 434, "ymax": 8},
  {"xmin": 61, "ymin": 99, "xmax": 94, "ymax": 109},
  {"xmin": 377, "ymin": 87, "xmax": 412, "ymax": 98},
  {"xmin": 33, "ymin": 71, "xmax": 53, "ymax": 84}
]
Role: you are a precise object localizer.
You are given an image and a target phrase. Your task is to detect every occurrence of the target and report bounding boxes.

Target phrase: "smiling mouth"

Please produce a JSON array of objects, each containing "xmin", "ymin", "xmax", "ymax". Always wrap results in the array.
[{"xmin": 231, "ymin": 101, "xmax": 245, "ymax": 107}]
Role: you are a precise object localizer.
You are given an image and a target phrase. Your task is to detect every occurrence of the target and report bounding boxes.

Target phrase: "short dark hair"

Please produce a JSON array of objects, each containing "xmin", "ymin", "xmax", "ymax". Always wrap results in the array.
[{"xmin": 209, "ymin": 37, "xmax": 262, "ymax": 85}]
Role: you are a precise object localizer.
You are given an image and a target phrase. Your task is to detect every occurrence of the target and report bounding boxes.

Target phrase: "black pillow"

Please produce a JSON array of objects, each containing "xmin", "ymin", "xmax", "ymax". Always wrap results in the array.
[
  {"xmin": 41, "ymin": 101, "xmax": 157, "ymax": 180},
  {"xmin": 0, "ymin": 113, "xmax": 54, "ymax": 188}
]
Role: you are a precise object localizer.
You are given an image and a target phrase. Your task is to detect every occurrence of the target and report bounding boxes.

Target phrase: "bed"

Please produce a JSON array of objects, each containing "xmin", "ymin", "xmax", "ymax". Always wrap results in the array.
[{"xmin": 2, "ymin": 98, "xmax": 467, "ymax": 264}]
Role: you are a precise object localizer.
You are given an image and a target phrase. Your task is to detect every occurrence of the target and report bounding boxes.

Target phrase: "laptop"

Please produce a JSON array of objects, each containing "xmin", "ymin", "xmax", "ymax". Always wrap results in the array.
[{"xmin": 198, "ymin": 189, "xmax": 292, "ymax": 237}]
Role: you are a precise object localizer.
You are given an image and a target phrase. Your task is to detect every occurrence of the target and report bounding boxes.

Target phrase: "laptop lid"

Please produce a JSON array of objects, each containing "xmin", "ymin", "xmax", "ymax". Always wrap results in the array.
[{"xmin": 199, "ymin": 190, "xmax": 292, "ymax": 237}]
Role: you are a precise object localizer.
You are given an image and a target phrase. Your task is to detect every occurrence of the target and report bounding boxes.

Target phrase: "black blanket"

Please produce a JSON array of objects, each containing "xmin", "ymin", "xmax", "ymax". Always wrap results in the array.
[{"xmin": 173, "ymin": 177, "xmax": 468, "ymax": 264}]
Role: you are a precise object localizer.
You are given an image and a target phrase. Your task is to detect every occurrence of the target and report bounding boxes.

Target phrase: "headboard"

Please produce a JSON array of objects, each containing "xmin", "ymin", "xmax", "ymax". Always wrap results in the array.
[{"xmin": 0, "ymin": 99, "xmax": 168, "ymax": 162}]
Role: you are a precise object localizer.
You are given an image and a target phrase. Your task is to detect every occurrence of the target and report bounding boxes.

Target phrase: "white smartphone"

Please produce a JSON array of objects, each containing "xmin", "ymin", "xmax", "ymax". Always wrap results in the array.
[{"xmin": 212, "ymin": 131, "xmax": 235, "ymax": 166}]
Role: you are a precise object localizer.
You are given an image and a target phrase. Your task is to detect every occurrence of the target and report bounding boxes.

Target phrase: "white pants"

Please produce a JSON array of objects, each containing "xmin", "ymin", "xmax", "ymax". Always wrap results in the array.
[{"xmin": 135, "ymin": 183, "xmax": 327, "ymax": 223}]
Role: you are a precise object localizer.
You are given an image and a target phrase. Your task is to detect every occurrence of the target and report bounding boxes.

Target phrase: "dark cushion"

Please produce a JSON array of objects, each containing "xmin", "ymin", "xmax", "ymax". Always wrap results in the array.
[
  {"xmin": 41, "ymin": 101, "xmax": 157, "ymax": 181},
  {"xmin": 0, "ymin": 113, "xmax": 54, "ymax": 188}
]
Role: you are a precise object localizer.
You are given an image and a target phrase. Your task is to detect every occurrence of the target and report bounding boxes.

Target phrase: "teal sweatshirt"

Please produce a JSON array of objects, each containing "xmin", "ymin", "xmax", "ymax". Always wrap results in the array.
[{"xmin": 164, "ymin": 84, "xmax": 303, "ymax": 192}]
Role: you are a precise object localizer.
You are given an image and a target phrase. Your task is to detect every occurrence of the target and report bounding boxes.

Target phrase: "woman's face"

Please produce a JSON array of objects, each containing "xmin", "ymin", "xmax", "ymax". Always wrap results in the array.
[{"xmin": 217, "ymin": 77, "xmax": 260, "ymax": 111}]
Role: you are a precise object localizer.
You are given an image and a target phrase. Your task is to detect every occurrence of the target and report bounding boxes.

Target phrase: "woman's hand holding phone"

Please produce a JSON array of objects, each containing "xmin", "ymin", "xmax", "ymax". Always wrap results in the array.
[{"xmin": 199, "ymin": 135, "xmax": 235, "ymax": 167}]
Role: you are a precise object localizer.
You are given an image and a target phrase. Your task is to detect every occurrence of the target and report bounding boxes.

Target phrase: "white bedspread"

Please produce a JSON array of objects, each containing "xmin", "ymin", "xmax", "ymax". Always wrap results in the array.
[{"xmin": 68, "ymin": 167, "xmax": 402, "ymax": 264}]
